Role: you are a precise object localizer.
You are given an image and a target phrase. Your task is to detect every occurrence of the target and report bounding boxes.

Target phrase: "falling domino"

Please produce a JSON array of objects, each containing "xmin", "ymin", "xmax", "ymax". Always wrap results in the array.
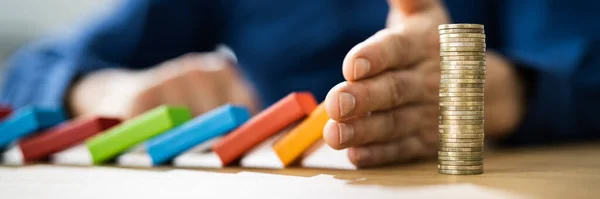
[
  {"xmin": 240, "ymin": 104, "xmax": 329, "ymax": 168},
  {"xmin": 0, "ymin": 106, "xmax": 66, "ymax": 148},
  {"xmin": 51, "ymin": 105, "xmax": 191, "ymax": 165},
  {"xmin": 208, "ymin": 92, "xmax": 317, "ymax": 167},
  {"xmin": 172, "ymin": 137, "xmax": 224, "ymax": 168},
  {"xmin": 301, "ymin": 140, "xmax": 358, "ymax": 170},
  {"xmin": 2, "ymin": 116, "xmax": 121, "ymax": 165},
  {"xmin": 117, "ymin": 105, "xmax": 250, "ymax": 167}
]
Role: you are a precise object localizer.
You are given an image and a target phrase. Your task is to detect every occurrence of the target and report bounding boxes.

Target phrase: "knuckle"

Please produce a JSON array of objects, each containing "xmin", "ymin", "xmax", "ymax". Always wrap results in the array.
[{"xmin": 387, "ymin": 74, "xmax": 405, "ymax": 107}]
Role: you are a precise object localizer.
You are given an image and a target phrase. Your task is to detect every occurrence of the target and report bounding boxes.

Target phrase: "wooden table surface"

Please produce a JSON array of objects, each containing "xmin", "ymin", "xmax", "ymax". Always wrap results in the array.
[{"xmin": 184, "ymin": 142, "xmax": 600, "ymax": 199}]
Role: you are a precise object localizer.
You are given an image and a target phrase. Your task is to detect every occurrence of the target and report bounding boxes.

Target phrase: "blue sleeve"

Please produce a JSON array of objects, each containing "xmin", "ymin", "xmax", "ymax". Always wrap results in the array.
[
  {"xmin": 1, "ymin": 0, "xmax": 220, "ymax": 110},
  {"xmin": 446, "ymin": 0, "xmax": 600, "ymax": 144}
]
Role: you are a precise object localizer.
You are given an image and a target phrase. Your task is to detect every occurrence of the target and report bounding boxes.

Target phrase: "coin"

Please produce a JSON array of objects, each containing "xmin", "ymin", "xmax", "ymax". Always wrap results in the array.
[
  {"xmin": 440, "ymin": 70, "xmax": 486, "ymax": 75},
  {"xmin": 439, "ymin": 83, "xmax": 485, "ymax": 88},
  {"xmin": 438, "ymin": 160, "xmax": 483, "ymax": 166},
  {"xmin": 440, "ymin": 38, "xmax": 486, "ymax": 43},
  {"xmin": 440, "ymin": 51, "xmax": 486, "ymax": 56},
  {"xmin": 438, "ymin": 165, "xmax": 483, "ymax": 170},
  {"xmin": 439, "ymin": 29, "xmax": 485, "ymax": 34},
  {"xmin": 438, "ymin": 124, "xmax": 485, "ymax": 130},
  {"xmin": 440, "ymin": 65, "xmax": 486, "ymax": 70},
  {"xmin": 438, "ymin": 24, "xmax": 484, "ymax": 30},
  {"xmin": 438, "ymin": 147, "xmax": 484, "ymax": 152},
  {"xmin": 440, "ymin": 79, "xmax": 486, "ymax": 84},
  {"xmin": 439, "ymin": 92, "xmax": 484, "ymax": 97},
  {"xmin": 439, "ymin": 106, "xmax": 484, "ymax": 111},
  {"xmin": 440, "ymin": 43, "xmax": 486, "ymax": 47},
  {"xmin": 438, "ymin": 155, "xmax": 483, "ymax": 161},
  {"xmin": 438, "ymin": 169, "xmax": 483, "ymax": 175},
  {"xmin": 440, "ymin": 127, "xmax": 485, "ymax": 133},
  {"xmin": 439, "ymin": 115, "xmax": 485, "ymax": 120},
  {"xmin": 440, "ymin": 46, "xmax": 486, "ymax": 52},
  {"xmin": 439, "ymin": 120, "xmax": 484, "ymax": 125},
  {"xmin": 440, "ymin": 56, "xmax": 485, "ymax": 61},
  {"xmin": 440, "ymin": 74, "xmax": 486, "ymax": 79},
  {"xmin": 442, "ymin": 61, "xmax": 486, "ymax": 65},
  {"xmin": 439, "ymin": 110, "xmax": 484, "ymax": 115},
  {"xmin": 440, "ymin": 142, "xmax": 484, "ymax": 148},
  {"xmin": 438, "ymin": 151, "xmax": 484, "ymax": 157},
  {"xmin": 439, "ymin": 138, "xmax": 484, "ymax": 143},
  {"xmin": 439, "ymin": 96, "xmax": 485, "ymax": 102},
  {"xmin": 438, "ymin": 87, "xmax": 485, "ymax": 93},
  {"xmin": 439, "ymin": 33, "xmax": 486, "ymax": 38},
  {"xmin": 438, "ymin": 133, "xmax": 485, "ymax": 139}
]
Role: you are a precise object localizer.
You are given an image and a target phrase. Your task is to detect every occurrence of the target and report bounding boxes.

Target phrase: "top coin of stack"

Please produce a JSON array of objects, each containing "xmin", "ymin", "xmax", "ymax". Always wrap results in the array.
[{"xmin": 437, "ymin": 24, "xmax": 486, "ymax": 175}]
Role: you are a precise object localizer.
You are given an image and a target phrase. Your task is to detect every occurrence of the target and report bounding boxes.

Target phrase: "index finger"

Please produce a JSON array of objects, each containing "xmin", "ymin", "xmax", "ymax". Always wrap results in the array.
[{"xmin": 342, "ymin": 27, "xmax": 425, "ymax": 81}]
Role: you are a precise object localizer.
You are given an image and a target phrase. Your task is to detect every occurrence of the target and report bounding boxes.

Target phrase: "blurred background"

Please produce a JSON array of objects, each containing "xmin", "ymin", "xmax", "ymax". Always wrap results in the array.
[{"xmin": 0, "ymin": 0, "xmax": 117, "ymax": 86}]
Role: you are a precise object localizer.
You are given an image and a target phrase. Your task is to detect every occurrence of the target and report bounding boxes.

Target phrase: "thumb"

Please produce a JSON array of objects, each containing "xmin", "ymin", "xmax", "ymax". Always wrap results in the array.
[{"xmin": 387, "ymin": 0, "xmax": 436, "ymax": 15}]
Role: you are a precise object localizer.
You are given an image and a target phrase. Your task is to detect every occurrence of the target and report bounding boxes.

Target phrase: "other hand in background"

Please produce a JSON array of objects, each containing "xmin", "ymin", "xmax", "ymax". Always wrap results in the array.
[{"xmin": 68, "ymin": 51, "xmax": 260, "ymax": 119}]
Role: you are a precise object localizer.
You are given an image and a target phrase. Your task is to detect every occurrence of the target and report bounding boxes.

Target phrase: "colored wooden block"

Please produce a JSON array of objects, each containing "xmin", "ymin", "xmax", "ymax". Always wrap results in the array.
[
  {"xmin": 0, "ymin": 106, "xmax": 66, "ymax": 148},
  {"xmin": 51, "ymin": 105, "xmax": 191, "ymax": 165},
  {"xmin": 0, "ymin": 105, "xmax": 12, "ymax": 121},
  {"xmin": 240, "ymin": 104, "xmax": 328, "ymax": 168},
  {"xmin": 117, "ymin": 105, "xmax": 250, "ymax": 167},
  {"xmin": 211, "ymin": 92, "xmax": 317, "ymax": 166},
  {"xmin": 2, "ymin": 117, "xmax": 121, "ymax": 165},
  {"xmin": 301, "ymin": 141, "xmax": 357, "ymax": 170},
  {"xmin": 172, "ymin": 137, "xmax": 223, "ymax": 168}
]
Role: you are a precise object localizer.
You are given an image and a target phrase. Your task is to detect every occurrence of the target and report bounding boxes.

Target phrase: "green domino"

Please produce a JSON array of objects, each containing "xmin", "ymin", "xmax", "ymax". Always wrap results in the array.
[{"xmin": 85, "ymin": 105, "xmax": 192, "ymax": 164}]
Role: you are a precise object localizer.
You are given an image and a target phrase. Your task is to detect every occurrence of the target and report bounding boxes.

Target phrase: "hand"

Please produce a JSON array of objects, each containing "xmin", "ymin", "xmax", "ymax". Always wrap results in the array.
[
  {"xmin": 323, "ymin": 0, "xmax": 526, "ymax": 167},
  {"xmin": 68, "ymin": 52, "xmax": 259, "ymax": 119}
]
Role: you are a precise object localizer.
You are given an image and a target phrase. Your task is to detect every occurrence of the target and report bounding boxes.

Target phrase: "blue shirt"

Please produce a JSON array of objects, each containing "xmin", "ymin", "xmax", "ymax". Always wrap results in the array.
[{"xmin": 2, "ymin": 0, "xmax": 600, "ymax": 145}]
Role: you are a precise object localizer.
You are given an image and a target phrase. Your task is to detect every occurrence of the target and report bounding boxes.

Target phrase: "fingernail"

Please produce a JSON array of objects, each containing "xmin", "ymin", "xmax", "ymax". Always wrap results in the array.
[
  {"xmin": 338, "ymin": 123, "xmax": 354, "ymax": 145},
  {"xmin": 338, "ymin": 92, "xmax": 356, "ymax": 117},
  {"xmin": 353, "ymin": 58, "xmax": 370, "ymax": 79}
]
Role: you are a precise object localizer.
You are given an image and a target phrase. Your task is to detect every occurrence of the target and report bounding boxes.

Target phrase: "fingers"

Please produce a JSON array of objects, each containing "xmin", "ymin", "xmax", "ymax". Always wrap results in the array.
[
  {"xmin": 347, "ymin": 136, "xmax": 426, "ymax": 167},
  {"xmin": 325, "ymin": 70, "xmax": 436, "ymax": 120},
  {"xmin": 387, "ymin": 0, "xmax": 437, "ymax": 14},
  {"xmin": 324, "ymin": 105, "xmax": 437, "ymax": 149},
  {"xmin": 342, "ymin": 28, "xmax": 426, "ymax": 81}
]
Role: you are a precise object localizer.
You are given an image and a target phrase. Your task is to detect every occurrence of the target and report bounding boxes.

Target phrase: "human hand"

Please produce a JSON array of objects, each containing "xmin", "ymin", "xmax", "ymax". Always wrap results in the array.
[
  {"xmin": 68, "ymin": 52, "xmax": 259, "ymax": 119},
  {"xmin": 323, "ymin": 0, "xmax": 526, "ymax": 167}
]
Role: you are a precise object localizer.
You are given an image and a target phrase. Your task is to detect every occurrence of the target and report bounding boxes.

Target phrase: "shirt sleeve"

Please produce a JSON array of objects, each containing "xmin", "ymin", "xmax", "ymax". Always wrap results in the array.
[
  {"xmin": 0, "ymin": 0, "xmax": 220, "ymax": 111},
  {"xmin": 446, "ymin": 0, "xmax": 600, "ymax": 144}
]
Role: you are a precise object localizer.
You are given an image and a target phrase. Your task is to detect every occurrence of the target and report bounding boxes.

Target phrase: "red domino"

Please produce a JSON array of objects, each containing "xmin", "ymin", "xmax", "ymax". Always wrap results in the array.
[
  {"xmin": 19, "ymin": 116, "xmax": 121, "ymax": 163},
  {"xmin": 0, "ymin": 105, "xmax": 12, "ymax": 121}
]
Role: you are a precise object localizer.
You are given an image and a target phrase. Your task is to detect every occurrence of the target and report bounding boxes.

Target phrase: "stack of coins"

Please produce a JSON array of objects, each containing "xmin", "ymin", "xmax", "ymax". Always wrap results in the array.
[{"xmin": 437, "ymin": 24, "xmax": 486, "ymax": 175}]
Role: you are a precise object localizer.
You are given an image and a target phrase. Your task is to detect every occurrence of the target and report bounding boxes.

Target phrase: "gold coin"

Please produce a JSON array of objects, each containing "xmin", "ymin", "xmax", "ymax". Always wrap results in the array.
[
  {"xmin": 439, "ymin": 110, "xmax": 484, "ymax": 115},
  {"xmin": 439, "ymin": 88, "xmax": 484, "ymax": 94},
  {"xmin": 439, "ymin": 128, "xmax": 485, "ymax": 133},
  {"xmin": 440, "ymin": 142, "xmax": 484, "ymax": 148},
  {"xmin": 438, "ymin": 165, "xmax": 483, "ymax": 170},
  {"xmin": 440, "ymin": 65, "xmax": 486, "ymax": 70},
  {"xmin": 440, "ymin": 56, "xmax": 485, "ymax": 61},
  {"xmin": 439, "ymin": 29, "xmax": 485, "ymax": 34},
  {"xmin": 439, "ymin": 102, "xmax": 485, "ymax": 107},
  {"xmin": 438, "ymin": 24, "xmax": 484, "ymax": 30},
  {"xmin": 439, "ymin": 96, "xmax": 484, "ymax": 102},
  {"xmin": 438, "ymin": 151, "xmax": 483, "ymax": 157},
  {"xmin": 438, "ymin": 147, "xmax": 483, "ymax": 152},
  {"xmin": 438, "ymin": 156, "xmax": 483, "ymax": 161},
  {"xmin": 439, "ymin": 120, "xmax": 484, "ymax": 125},
  {"xmin": 438, "ymin": 160, "xmax": 483, "ymax": 166},
  {"xmin": 438, "ymin": 133, "xmax": 485, "ymax": 139},
  {"xmin": 439, "ymin": 92, "xmax": 484, "ymax": 97},
  {"xmin": 439, "ymin": 124, "xmax": 485, "ymax": 130},
  {"xmin": 440, "ymin": 74, "xmax": 486, "ymax": 79},
  {"xmin": 440, "ymin": 46, "xmax": 486, "ymax": 52},
  {"xmin": 440, "ymin": 38, "xmax": 486, "ymax": 43},
  {"xmin": 439, "ymin": 115, "xmax": 485, "ymax": 120},
  {"xmin": 439, "ymin": 33, "xmax": 486, "ymax": 38},
  {"xmin": 438, "ymin": 106, "xmax": 484, "ymax": 111},
  {"xmin": 440, "ymin": 70, "xmax": 486, "ymax": 75},
  {"xmin": 440, "ymin": 79, "xmax": 486, "ymax": 84},
  {"xmin": 442, "ymin": 61, "xmax": 486, "ymax": 65},
  {"xmin": 438, "ymin": 169, "xmax": 484, "ymax": 175},
  {"xmin": 440, "ymin": 51, "xmax": 486, "ymax": 56},
  {"xmin": 440, "ymin": 43, "xmax": 486, "ymax": 48},
  {"xmin": 439, "ymin": 83, "xmax": 485, "ymax": 88},
  {"xmin": 439, "ymin": 138, "xmax": 484, "ymax": 143}
]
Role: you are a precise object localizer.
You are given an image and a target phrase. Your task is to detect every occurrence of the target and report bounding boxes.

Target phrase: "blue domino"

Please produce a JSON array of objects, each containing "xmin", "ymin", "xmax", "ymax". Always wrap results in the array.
[
  {"xmin": 0, "ymin": 106, "xmax": 67, "ymax": 148},
  {"xmin": 145, "ymin": 104, "xmax": 250, "ymax": 165}
]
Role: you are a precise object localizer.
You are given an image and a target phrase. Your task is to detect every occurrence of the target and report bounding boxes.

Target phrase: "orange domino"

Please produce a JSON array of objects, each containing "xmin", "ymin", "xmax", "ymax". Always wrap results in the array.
[
  {"xmin": 212, "ymin": 92, "xmax": 317, "ymax": 166},
  {"xmin": 272, "ymin": 103, "xmax": 329, "ymax": 166}
]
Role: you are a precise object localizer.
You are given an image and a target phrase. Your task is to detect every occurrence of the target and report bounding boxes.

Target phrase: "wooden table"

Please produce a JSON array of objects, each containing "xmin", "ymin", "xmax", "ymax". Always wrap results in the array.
[{"xmin": 185, "ymin": 142, "xmax": 600, "ymax": 199}]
